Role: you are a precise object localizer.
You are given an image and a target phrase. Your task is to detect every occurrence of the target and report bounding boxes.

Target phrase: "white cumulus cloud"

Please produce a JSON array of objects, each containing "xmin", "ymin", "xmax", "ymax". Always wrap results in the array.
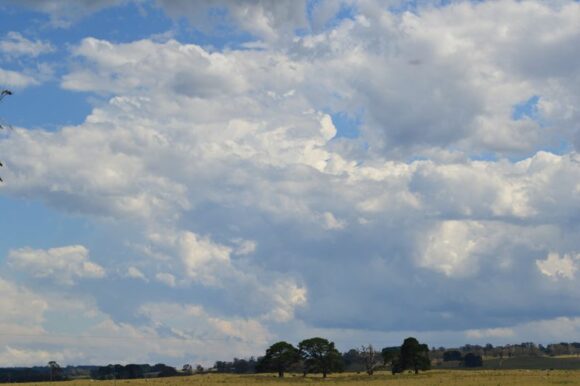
[
  {"xmin": 2, "ymin": 0, "xmax": 580, "ymax": 365},
  {"xmin": 536, "ymin": 252, "xmax": 578, "ymax": 280},
  {"xmin": 8, "ymin": 245, "xmax": 105, "ymax": 285},
  {"xmin": 0, "ymin": 32, "xmax": 54, "ymax": 58}
]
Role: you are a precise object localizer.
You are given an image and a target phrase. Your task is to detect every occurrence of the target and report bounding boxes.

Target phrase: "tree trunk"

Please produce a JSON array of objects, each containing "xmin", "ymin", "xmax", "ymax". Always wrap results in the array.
[
  {"xmin": 322, "ymin": 369, "xmax": 327, "ymax": 378},
  {"xmin": 278, "ymin": 370, "xmax": 284, "ymax": 378}
]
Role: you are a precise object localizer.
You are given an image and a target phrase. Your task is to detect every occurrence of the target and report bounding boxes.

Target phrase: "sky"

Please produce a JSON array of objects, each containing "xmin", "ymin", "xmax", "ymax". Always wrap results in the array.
[{"xmin": 1, "ymin": 0, "xmax": 580, "ymax": 367}]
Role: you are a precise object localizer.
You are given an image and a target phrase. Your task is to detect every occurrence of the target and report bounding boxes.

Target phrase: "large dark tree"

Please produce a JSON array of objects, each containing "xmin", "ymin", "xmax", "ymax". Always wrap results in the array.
[
  {"xmin": 392, "ymin": 337, "xmax": 430, "ymax": 374},
  {"xmin": 257, "ymin": 341, "xmax": 299, "ymax": 377},
  {"xmin": 381, "ymin": 346, "xmax": 400, "ymax": 368},
  {"xmin": 298, "ymin": 337, "xmax": 342, "ymax": 378}
]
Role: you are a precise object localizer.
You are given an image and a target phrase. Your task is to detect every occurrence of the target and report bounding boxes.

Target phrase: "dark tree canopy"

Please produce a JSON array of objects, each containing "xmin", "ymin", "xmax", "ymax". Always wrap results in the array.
[
  {"xmin": 48, "ymin": 361, "xmax": 62, "ymax": 381},
  {"xmin": 298, "ymin": 337, "xmax": 343, "ymax": 378},
  {"xmin": 341, "ymin": 348, "xmax": 362, "ymax": 370},
  {"xmin": 91, "ymin": 363, "xmax": 179, "ymax": 380},
  {"xmin": 443, "ymin": 350, "xmax": 463, "ymax": 362},
  {"xmin": 257, "ymin": 341, "xmax": 299, "ymax": 377},
  {"xmin": 381, "ymin": 346, "xmax": 400, "ymax": 366},
  {"xmin": 392, "ymin": 337, "xmax": 430, "ymax": 374},
  {"xmin": 463, "ymin": 353, "xmax": 483, "ymax": 367},
  {"xmin": 182, "ymin": 364, "xmax": 193, "ymax": 375}
]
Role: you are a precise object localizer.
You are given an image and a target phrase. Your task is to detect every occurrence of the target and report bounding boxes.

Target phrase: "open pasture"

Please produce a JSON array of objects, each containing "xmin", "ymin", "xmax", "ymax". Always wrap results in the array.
[{"xmin": 21, "ymin": 371, "xmax": 580, "ymax": 386}]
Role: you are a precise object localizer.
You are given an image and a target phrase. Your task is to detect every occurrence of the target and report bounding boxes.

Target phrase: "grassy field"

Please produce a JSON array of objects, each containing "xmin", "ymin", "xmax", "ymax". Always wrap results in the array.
[{"xmin": 19, "ymin": 371, "xmax": 580, "ymax": 386}]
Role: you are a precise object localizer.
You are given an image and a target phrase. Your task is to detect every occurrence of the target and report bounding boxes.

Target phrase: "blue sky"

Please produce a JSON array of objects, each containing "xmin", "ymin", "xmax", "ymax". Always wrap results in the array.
[{"xmin": 2, "ymin": 0, "xmax": 580, "ymax": 367}]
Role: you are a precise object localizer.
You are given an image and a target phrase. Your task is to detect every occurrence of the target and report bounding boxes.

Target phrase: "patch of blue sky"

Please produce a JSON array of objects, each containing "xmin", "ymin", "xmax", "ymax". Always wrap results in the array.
[
  {"xmin": 502, "ymin": 144, "xmax": 573, "ymax": 164},
  {"xmin": 0, "ymin": 2, "xmax": 169, "ymax": 130},
  {"xmin": 304, "ymin": 0, "xmax": 356, "ymax": 34},
  {"xmin": 330, "ymin": 111, "xmax": 362, "ymax": 139},
  {"xmin": 0, "ymin": 1, "xmax": 261, "ymax": 131},
  {"xmin": 0, "ymin": 84, "xmax": 94, "ymax": 130},
  {"xmin": 0, "ymin": 2, "xmax": 172, "ymax": 46},
  {"xmin": 389, "ymin": 0, "xmax": 485, "ymax": 14},
  {"xmin": 333, "ymin": 2, "xmax": 357, "ymax": 22},
  {"xmin": 144, "ymin": 3, "xmax": 265, "ymax": 50},
  {"xmin": 0, "ymin": 196, "xmax": 94, "ymax": 262},
  {"xmin": 389, "ymin": 0, "xmax": 444, "ymax": 14},
  {"xmin": 306, "ymin": 0, "xmax": 322, "ymax": 19},
  {"xmin": 511, "ymin": 95, "xmax": 573, "ymax": 157},
  {"xmin": 170, "ymin": 16, "xmax": 256, "ymax": 52},
  {"xmin": 0, "ymin": 1, "xmax": 255, "ymax": 50},
  {"xmin": 70, "ymin": 2, "xmax": 172, "ymax": 44},
  {"xmin": 512, "ymin": 95, "xmax": 540, "ymax": 122},
  {"xmin": 547, "ymin": 138, "xmax": 575, "ymax": 155},
  {"xmin": 469, "ymin": 151, "xmax": 499, "ymax": 162},
  {"xmin": 0, "ymin": 6, "xmax": 44, "ymax": 37}
]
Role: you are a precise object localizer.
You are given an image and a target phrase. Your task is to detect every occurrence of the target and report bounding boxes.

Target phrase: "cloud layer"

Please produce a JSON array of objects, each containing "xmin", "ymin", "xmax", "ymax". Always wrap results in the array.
[{"xmin": 1, "ymin": 0, "xmax": 580, "ymax": 366}]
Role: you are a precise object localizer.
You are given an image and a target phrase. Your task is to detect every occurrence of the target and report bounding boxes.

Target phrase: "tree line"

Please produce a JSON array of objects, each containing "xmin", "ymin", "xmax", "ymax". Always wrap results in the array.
[
  {"xmin": 430, "ymin": 341, "xmax": 580, "ymax": 367},
  {"xmin": 251, "ymin": 336, "xmax": 429, "ymax": 378},
  {"xmin": 5, "ymin": 339, "xmax": 580, "ymax": 382},
  {"xmin": 0, "ymin": 336, "xmax": 429, "ymax": 383},
  {"xmin": 0, "ymin": 363, "xmax": 189, "ymax": 383}
]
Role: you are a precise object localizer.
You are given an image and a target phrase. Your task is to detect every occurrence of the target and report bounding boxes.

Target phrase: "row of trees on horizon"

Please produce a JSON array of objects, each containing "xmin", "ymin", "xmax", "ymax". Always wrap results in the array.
[
  {"xmin": 3, "ymin": 339, "xmax": 580, "ymax": 383},
  {"xmin": 0, "ymin": 337, "xmax": 430, "ymax": 382},
  {"xmin": 255, "ymin": 337, "xmax": 429, "ymax": 378}
]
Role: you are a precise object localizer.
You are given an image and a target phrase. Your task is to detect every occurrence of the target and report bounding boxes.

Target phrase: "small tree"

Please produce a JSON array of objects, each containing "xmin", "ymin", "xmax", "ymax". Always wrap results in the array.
[
  {"xmin": 393, "ymin": 337, "xmax": 430, "ymax": 374},
  {"xmin": 360, "ymin": 344, "xmax": 380, "ymax": 375},
  {"xmin": 48, "ymin": 361, "xmax": 61, "ymax": 381},
  {"xmin": 257, "ymin": 341, "xmax": 299, "ymax": 377},
  {"xmin": 341, "ymin": 349, "xmax": 362, "ymax": 371},
  {"xmin": 182, "ymin": 364, "xmax": 193, "ymax": 375},
  {"xmin": 463, "ymin": 353, "xmax": 483, "ymax": 367},
  {"xmin": 443, "ymin": 350, "xmax": 462, "ymax": 362},
  {"xmin": 298, "ymin": 337, "xmax": 342, "ymax": 378}
]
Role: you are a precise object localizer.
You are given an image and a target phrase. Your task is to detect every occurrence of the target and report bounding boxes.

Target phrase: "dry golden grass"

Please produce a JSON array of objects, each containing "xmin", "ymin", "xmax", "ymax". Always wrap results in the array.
[{"xmin": 17, "ymin": 371, "xmax": 580, "ymax": 386}]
